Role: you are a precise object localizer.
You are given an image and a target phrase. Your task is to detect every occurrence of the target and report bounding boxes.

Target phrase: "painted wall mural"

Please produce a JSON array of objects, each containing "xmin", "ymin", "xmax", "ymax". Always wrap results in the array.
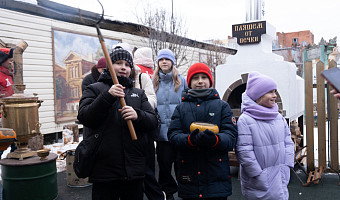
[{"xmin": 53, "ymin": 29, "xmax": 120, "ymax": 123}]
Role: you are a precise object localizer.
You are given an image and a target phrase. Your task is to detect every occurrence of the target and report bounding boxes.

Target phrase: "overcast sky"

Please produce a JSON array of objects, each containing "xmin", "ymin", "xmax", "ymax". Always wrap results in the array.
[{"xmin": 48, "ymin": 0, "xmax": 340, "ymax": 44}]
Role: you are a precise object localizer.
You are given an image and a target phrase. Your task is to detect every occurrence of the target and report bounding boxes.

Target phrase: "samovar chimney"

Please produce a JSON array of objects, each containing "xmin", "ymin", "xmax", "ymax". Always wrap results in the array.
[{"xmin": 13, "ymin": 40, "xmax": 28, "ymax": 93}]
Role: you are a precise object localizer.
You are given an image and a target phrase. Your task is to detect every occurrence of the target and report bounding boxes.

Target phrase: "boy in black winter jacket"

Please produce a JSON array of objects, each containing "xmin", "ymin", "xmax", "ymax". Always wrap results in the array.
[
  {"xmin": 167, "ymin": 63, "xmax": 238, "ymax": 200},
  {"xmin": 77, "ymin": 47, "xmax": 158, "ymax": 200}
]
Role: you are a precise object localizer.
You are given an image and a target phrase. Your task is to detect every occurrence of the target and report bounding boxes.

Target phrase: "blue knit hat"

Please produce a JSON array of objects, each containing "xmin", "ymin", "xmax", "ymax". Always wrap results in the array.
[
  {"xmin": 246, "ymin": 72, "xmax": 277, "ymax": 101},
  {"xmin": 157, "ymin": 49, "xmax": 175, "ymax": 65}
]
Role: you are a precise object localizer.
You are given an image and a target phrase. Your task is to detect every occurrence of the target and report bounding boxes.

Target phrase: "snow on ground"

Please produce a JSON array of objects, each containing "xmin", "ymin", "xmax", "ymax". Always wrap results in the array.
[{"xmin": 44, "ymin": 138, "xmax": 82, "ymax": 172}]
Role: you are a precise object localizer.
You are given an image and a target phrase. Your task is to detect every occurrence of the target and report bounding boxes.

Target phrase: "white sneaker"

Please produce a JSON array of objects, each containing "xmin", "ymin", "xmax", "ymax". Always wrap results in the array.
[{"xmin": 162, "ymin": 191, "xmax": 166, "ymax": 200}]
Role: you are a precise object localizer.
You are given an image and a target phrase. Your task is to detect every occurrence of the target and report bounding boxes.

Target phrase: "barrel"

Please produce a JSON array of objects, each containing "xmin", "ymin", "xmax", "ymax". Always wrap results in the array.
[
  {"xmin": 65, "ymin": 150, "xmax": 91, "ymax": 187},
  {"xmin": 0, "ymin": 153, "xmax": 58, "ymax": 200}
]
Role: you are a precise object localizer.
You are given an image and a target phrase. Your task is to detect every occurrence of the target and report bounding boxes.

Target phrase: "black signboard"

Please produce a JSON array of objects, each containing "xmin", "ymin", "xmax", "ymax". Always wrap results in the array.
[{"xmin": 232, "ymin": 21, "xmax": 266, "ymax": 45}]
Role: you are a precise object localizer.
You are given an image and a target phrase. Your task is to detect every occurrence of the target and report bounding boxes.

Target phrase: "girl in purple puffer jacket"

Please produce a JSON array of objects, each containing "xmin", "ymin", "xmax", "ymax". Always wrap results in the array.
[{"xmin": 236, "ymin": 72, "xmax": 294, "ymax": 200}]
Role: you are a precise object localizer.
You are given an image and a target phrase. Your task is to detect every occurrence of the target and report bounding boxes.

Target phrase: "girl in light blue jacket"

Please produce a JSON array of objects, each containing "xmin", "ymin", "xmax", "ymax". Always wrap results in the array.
[
  {"xmin": 236, "ymin": 72, "xmax": 294, "ymax": 200},
  {"xmin": 152, "ymin": 49, "xmax": 187, "ymax": 199}
]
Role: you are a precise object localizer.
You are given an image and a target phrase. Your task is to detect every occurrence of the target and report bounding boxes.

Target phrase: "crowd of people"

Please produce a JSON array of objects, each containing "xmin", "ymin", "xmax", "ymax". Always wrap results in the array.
[
  {"xmin": 76, "ymin": 43, "xmax": 300, "ymax": 200},
  {"xmin": 1, "ymin": 43, "xmax": 340, "ymax": 200}
]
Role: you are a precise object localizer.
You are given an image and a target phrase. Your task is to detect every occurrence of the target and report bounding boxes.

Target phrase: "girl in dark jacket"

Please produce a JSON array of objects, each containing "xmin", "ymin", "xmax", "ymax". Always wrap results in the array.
[
  {"xmin": 168, "ymin": 63, "xmax": 238, "ymax": 200},
  {"xmin": 77, "ymin": 47, "xmax": 158, "ymax": 200},
  {"xmin": 81, "ymin": 57, "xmax": 107, "ymax": 92}
]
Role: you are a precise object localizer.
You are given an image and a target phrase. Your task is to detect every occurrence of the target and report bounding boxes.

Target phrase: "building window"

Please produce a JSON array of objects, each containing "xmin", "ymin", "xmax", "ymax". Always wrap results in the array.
[
  {"xmin": 75, "ymin": 66, "xmax": 79, "ymax": 78},
  {"xmin": 69, "ymin": 67, "xmax": 73, "ymax": 79},
  {"xmin": 292, "ymin": 38, "xmax": 299, "ymax": 47},
  {"xmin": 71, "ymin": 87, "xmax": 78, "ymax": 98}
]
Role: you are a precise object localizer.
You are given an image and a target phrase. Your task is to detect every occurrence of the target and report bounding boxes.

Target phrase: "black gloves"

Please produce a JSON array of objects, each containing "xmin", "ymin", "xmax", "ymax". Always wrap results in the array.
[
  {"xmin": 197, "ymin": 129, "xmax": 219, "ymax": 148},
  {"xmin": 188, "ymin": 128, "xmax": 199, "ymax": 146},
  {"xmin": 188, "ymin": 129, "xmax": 219, "ymax": 148}
]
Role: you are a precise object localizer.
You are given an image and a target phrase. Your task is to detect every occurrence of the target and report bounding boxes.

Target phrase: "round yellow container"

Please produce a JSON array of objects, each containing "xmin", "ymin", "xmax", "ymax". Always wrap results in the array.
[{"xmin": 190, "ymin": 122, "xmax": 219, "ymax": 134}]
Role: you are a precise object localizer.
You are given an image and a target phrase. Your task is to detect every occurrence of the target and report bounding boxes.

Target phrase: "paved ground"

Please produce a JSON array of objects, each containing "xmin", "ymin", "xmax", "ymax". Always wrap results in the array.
[
  {"xmin": 56, "ymin": 166, "xmax": 340, "ymax": 200},
  {"xmin": 2, "ymin": 158, "xmax": 340, "ymax": 199},
  {"xmin": 57, "ymin": 171, "xmax": 92, "ymax": 200}
]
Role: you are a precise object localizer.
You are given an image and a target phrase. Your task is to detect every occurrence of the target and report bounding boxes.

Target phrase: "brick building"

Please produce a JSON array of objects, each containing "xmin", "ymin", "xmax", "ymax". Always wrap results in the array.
[{"xmin": 276, "ymin": 30, "xmax": 314, "ymax": 48}]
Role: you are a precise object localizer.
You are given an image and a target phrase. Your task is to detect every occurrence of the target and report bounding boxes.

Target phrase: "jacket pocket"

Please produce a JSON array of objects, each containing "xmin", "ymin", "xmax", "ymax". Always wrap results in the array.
[{"xmin": 249, "ymin": 168, "xmax": 269, "ymax": 191}]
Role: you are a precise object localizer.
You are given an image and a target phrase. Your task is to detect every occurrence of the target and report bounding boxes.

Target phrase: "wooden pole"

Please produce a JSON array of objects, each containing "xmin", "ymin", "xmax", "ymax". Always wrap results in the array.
[
  {"xmin": 316, "ymin": 61, "xmax": 326, "ymax": 167},
  {"xmin": 328, "ymin": 60, "xmax": 339, "ymax": 170},
  {"xmin": 304, "ymin": 61, "xmax": 315, "ymax": 171},
  {"xmin": 95, "ymin": 24, "xmax": 137, "ymax": 140}
]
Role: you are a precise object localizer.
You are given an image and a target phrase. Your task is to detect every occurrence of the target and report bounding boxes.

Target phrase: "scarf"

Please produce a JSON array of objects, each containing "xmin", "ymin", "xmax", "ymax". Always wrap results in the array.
[
  {"xmin": 188, "ymin": 88, "xmax": 212, "ymax": 98},
  {"xmin": 243, "ymin": 103, "xmax": 279, "ymax": 120},
  {"xmin": 117, "ymin": 76, "xmax": 134, "ymax": 88}
]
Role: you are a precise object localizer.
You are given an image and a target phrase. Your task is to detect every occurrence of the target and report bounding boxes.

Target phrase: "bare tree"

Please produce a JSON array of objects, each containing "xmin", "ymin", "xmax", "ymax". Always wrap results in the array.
[
  {"xmin": 136, "ymin": 8, "xmax": 195, "ymax": 68},
  {"xmin": 198, "ymin": 40, "xmax": 228, "ymax": 87},
  {"xmin": 200, "ymin": 40, "xmax": 227, "ymax": 67}
]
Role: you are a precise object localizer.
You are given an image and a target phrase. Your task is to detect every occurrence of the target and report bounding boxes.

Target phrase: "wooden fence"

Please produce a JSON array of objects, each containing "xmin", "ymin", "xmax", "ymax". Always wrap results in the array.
[{"xmin": 304, "ymin": 60, "xmax": 339, "ymax": 172}]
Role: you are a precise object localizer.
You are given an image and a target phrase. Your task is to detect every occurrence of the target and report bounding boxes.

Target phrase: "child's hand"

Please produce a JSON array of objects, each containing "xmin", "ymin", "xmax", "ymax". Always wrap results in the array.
[
  {"xmin": 188, "ymin": 129, "xmax": 199, "ymax": 146},
  {"xmin": 108, "ymin": 84, "xmax": 125, "ymax": 98},
  {"xmin": 196, "ymin": 129, "xmax": 218, "ymax": 148},
  {"xmin": 118, "ymin": 106, "xmax": 137, "ymax": 120},
  {"xmin": 330, "ymin": 89, "xmax": 340, "ymax": 99}
]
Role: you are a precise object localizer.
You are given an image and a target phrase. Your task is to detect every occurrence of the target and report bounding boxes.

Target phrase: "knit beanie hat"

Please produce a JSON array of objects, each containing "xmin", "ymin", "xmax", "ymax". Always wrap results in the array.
[
  {"xmin": 246, "ymin": 72, "xmax": 277, "ymax": 101},
  {"xmin": 157, "ymin": 49, "xmax": 175, "ymax": 65},
  {"xmin": 112, "ymin": 43, "xmax": 132, "ymax": 55},
  {"xmin": 96, "ymin": 57, "xmax": 107, "ymax": 69},
  {"xmin": 133, "ymin": 47, "xmax": 154, "ymax": 69},
  {"xmin": 186, "ymin": 63, "xmax": 213, "ymax": 88},
  {"xmin": 0, "ymin": 48, "xmax": 14, "ymax": 65},
  {"xmin": 110, "ymin": 47, "xmax": 134, "ymax": 69}
]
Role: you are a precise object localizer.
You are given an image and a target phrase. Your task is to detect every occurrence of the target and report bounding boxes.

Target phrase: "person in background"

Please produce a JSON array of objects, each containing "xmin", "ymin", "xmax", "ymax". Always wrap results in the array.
[
  {"xmin": 133, "ymin": 47, "xmax": 157, "ymax": 108},
  {"xmin": 167, "ymin": 63, "xmax": 238, "ymax": 200},
  {"xmin": 80, "ymin": 57, "xmax": 107, "ymax": 139},
  {"xmin": 81, "ymin": 57, "xmax": 106, "ymax": 92},
  {"xmin": 0, "ymin": 48, "xmax": 15, "ymax": 99},
  {"xmin": 133, "ymin": 47, "xmax": 164, "ymax": 200},
  {"xmin": 153, "ymin": 49, "xmax": 187, "ymax": 200},
  {"xmin": 0, "ymin": 48, "xmax": 17, "ymax": 159},
  {"xmin": 134, "ymin": 47, "xmax": 154, "ymax": 79},
  {"xmin": 330, "ymin": 85, "xmax": 340, "ymax": 99},
  {"xmin": 332, "ymin": 91, "xmax": 340, "ymax": 99},
  {"xmin": 77, "ymin": 47, "xmax": 158, "ymax": 200},
  {"xmin": 236, "ymin": 72, "xmax": 294, "ymax": 200},
  {"xmin": 112, "ymin": 42, "xmax": 133, "ymax": 55}
]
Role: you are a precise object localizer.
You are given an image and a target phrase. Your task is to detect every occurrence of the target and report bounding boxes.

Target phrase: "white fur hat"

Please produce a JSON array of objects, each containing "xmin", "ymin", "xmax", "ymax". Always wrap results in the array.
[
  {"xmin": 112, "ymin": 43, "xmax": 132, "ymax": 55},
  {"xmin": 133, "ymin": 47, "xmax": 154, "ymax": 69}
]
